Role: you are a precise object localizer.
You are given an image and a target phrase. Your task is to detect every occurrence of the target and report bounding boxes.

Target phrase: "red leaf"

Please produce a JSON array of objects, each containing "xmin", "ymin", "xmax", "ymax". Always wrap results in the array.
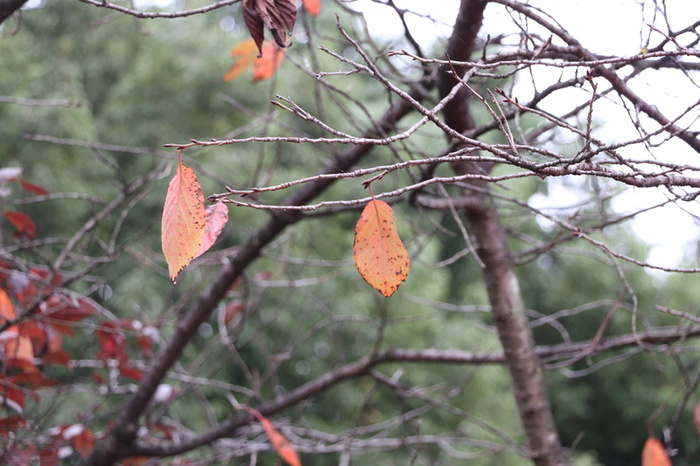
[
  {"xmin": 19, "ymin": 180, "xmax": 49, "ymax": 195},
  {"xmin": 353, "ymin": 200, "xmax": 410, "ymax": 297},
  {"xmin": 39, "ymin": 447, "xmax": 60, "ymax": 466},
  {"xmin": 42, "ymin": 295, "xmax": 94, "ymax": 336},
  {"xmin": 695, "ymin": 402, "xmax": 700, "ymax": 438},
  {"xmin": 4, "ymin": 211, "xmax": 36, "ymax": 239},
  {"xmin": 41, "ymin": 350, "xmax": 72, "ymax": 366},
  {"xmin": 220, "ymin": 300, "xmax": 244, "ymax": 325},
  {"xmin": 246, "ymin": 407, "xmax": 301, "ymax": 466},
  {"xmin": 194, "ymin": 200, "xmax": 229, "ymax": 259},
  {"xmin": 302, "ymin": 0, "xmax": 320, "ymax": 16},
  {"xmin": 0, "ymin": 382, "xmax": 25, "ymax": 413},
  {"xmin": 161, "ymin": 153, "xmax": 206, "ymax": 282},
  {"xmin": 67, "ymin": 424, "xmax": 95, "ymax": 458},
  {"xmin": 96, "ymin": 322, "xmax": 125, "ymax": 357},
  {"xmin": 0, "ymin": 416, "xmax": 27, "ymax": 436},
  {"xmin": 92, "ymin": 372, "xmax": 105, "ymax": 385},
  {"xmin": 119, "ymin": 364, "xmax": 143, "ymax": 381},
  {"xmin": 642, "ymin": 436, "xmax": 671, "ymax": 466},
  {"xmin": 10, "ymin": 371, "xmax": 46, "ymax": 389}
]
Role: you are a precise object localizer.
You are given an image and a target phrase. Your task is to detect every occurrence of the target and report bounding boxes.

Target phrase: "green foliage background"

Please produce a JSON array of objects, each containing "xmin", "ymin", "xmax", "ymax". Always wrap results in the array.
[{"xmin": 2, "ymin": 1, "xmax": 699, "ymax": 465}]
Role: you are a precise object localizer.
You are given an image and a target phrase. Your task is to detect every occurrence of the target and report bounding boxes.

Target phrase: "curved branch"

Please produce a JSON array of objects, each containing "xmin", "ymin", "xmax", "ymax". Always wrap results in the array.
[
  {"xmin": 123, "ymin": 324, "xmax": 700, "ymax": 457},
  {"xmin": 77, "ymin": 0, "xmax": 241, "ymax": 19}
]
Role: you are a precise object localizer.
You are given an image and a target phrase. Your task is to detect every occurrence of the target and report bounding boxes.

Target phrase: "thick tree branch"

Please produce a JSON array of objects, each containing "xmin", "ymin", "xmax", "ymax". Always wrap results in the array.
[{"xmin": 438, "ymin": 1, "xmax": 568, "ymax": 465}]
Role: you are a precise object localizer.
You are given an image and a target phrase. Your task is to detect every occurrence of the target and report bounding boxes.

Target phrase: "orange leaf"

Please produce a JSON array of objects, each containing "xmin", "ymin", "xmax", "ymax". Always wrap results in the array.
[
  {"xmin": 64, "ymin": 424, "xmax": 94, "ymax": 458},
  {"xmin": 161, "ymin": 153, "xmax": 206, "ymax": 282},
  {"xmin": 253, "ymin": 41, "xmax": 286, "ymax": 82},
  {"xmin": 194, "ymin": 201, "xmax": 229, "ymax": 259},
  {"xmin": 224, "ymin": 39, "xmax": 259, "ymax": 82},
  {"xmin": 225, "ymin": 39, "xmax": 286, "ymax": 82},
  {"xmin": 302, "ymin": 0, "xmax": 320, "ymax": 16},
  {"xmin": 1, "ymin": 326, "xmax": 36, "ymax": 372},
  {"xmin": 0, "ymin": 289, "xmax": 16, "ymax": 324},
  {"xmin": 642, "ymin": 436, "xmax": 671, "ymax": 466},
  {"xmin": 353, "ymin": 200, "xmax": 410, "ymax": 297},
  {"xmin": 246, "ymin": 408, "xmax": 301, "ymax": 466}
]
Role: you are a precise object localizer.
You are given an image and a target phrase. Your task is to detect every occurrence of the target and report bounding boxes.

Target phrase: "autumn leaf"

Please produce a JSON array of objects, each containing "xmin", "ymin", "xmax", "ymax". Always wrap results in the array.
[
  {"xmin": 0, "ymin": 289, "xmax": 15, "ymax": 324},
  {"xmin": 246, "ymin": 407, "xmax": 301, "ymax": 466},
  {"xmin": 302, "ymin": 0, "xmax": 320, "ymax": 16},
  {"xmin": 253, "ymin": 42, "xmax": 286, "ymax": 81},
  {"xmin": 161, "ymin": 153, "xmax": 206, "ymax": 282},
  {"xmin": 695, "ymin": 402, "xmax": 700, "ymax": 438},
  {"xmin": 19, "ymin": 180, "xmax": 49, "ymax": 195},
  {"xmin": 194, "ymin": 200, "xmax": 229, "ymax": 259},
  {"xmin": 63, "ymin": 424, "xmax": 95, "ymax": 458},
  {"xmin": 0, "ymin": 416, "xmax": 27, "ymax": 436},
  {"xmin": 225, "ymin": 39, "xmax": 286, "ymax": 82},
  {"xmin": 224, "ymin": 40, "xmax": 259, "ymax": 82},
  {"xmin": 353, "ymin": 200, "xmax": 410, "ymax": 297},
  {"xmin": 242, "ymin": 0, "xmax": 297, "ymax": 55},
  {"xmin": 4, "ymin": 211, "xmax": 36, "ymax": 239},
  {"xmin": 0, "ymin": 380, "xmax": 25, "ymax": 413},
  {"xmin": 642, "ymin": 436, "xmax": 671, "ymax": 466}
]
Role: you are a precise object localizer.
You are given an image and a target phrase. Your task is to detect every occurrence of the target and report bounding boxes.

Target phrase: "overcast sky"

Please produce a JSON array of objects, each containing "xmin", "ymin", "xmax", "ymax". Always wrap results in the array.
[{"xmin": 355, "ymin": 0, "xmax": 700, "ymax": 270}]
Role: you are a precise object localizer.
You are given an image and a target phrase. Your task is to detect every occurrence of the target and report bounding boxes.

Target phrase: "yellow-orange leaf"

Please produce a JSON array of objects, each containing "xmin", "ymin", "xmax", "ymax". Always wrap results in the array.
[
  {"xmin": 642, "ymin": 436, "xmax": 671, "ymax": 466},
  {"xmin": 194, "ymin": 200, "xmax": 229, "ymax": 259},
  {"xmin": 0, "ymin": 289, "xmax": 16, "ymax": 324},
  {"xmin": 161, "ymin": 155, "xmax": 206, "ymax": 282},
  {"xmin": 353, "ymin": 200, "xmax": 410, "ymax": 297},
  {"xmin": 0, "ymin": 325, "xmax": 36, "ymax": 373},
  {"xmin": 224, "ymin": 39, "xmax": 259, "ymax": 82},
  {"xmin": 224, "ymin": 39, "xmax": 286, "ymax": 83},
  {"xmin": 253, "ymin": 41, "xmax": 286, "ymax": 82},
  {"xmin": 247, "ymin": 408, "xmax": 301, "ymax": 466},
  {"xmin": 302, "ymin": 0, "xmax": 320, "ymax": 16}
]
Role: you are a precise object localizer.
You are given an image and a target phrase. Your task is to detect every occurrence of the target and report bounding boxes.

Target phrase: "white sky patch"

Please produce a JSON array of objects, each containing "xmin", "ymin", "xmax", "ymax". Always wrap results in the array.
[
  {"xmin": 348, "ymin": 0, "xmax": 700, "ymax": 271},
  {"xmin": 350, "ymin": 0, "xmax": 458, "ymax": 49}
]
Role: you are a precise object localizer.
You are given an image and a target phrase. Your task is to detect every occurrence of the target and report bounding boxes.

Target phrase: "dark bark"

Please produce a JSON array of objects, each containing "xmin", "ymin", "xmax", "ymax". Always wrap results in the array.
[
  {"xmin": 0, "ymin": 0, "xmax": 27, "ymax": 24},
  {"xmin": 438, "ymin": 0, "xmax": 568, "ymax": 464}
]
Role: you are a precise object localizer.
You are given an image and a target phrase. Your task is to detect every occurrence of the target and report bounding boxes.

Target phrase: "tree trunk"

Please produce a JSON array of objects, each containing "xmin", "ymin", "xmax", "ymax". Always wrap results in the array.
[{"xmin": 439, "ymin": 1, "xmax": 569, "ymax": 464}]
